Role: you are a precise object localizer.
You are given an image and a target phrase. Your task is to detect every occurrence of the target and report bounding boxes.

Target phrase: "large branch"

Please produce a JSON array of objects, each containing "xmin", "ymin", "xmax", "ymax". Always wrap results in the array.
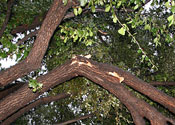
[
  {"xmin": 0, "ymin": 82, "xmax": 25, "ymax": 100},
  {"xmin": 0, "ymin": 59, "xmax": 78, "ymax": 121},
  {"xmin": 0, "ymin": 0, "xmax": 15, "ymax": 38},
  {"xmin": 1, "ymin": 93, "xmax": 69, "ymax": 125},
  {"xmin": 0, "ymin": 0, "xmax": 75, "ymax": 87},
  {"xmin": 0, "ymin": 56, "xmax": 175, "ymax": 124}
]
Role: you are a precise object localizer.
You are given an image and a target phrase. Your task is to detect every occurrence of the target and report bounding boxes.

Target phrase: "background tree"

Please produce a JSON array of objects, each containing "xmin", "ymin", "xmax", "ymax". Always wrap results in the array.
[{"xmin": 0, "ymin": 0, "xmax": 175, "ymax": 124}]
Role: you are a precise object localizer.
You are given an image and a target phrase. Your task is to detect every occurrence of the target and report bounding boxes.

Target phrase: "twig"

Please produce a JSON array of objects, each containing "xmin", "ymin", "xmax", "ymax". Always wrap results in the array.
[{"xmin": 0, "ymin": 0, "xmax": 15, "ymax": 38}]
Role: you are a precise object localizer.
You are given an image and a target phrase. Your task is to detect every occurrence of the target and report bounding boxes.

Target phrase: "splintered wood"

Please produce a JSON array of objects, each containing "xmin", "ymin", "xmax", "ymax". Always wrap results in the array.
[
  {"xmin": 108, "ymin": 72, "xmax": 124, "ymax": 83},
  {"xmin": 71, "ymin": 59, "xmax": 93, "ymax": 67}
]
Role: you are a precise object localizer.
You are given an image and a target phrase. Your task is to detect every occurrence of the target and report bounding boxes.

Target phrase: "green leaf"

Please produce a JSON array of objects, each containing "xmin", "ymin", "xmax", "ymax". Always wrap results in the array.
[
  {"xmin": 63, "ymin": 0, "xmax": 68, "ymax": 5},
  {"xmin": 116, "ymin": 1, "xmax": 122, "ymax": 8},
  {"xmin": 91, "ymin": 5, "xmax": 95, "ymax": 13},
  {"xmin": 73, "ymin": 35, "xmax": 78, "ymax": 42},
  {"xmin": 171, "ymin": 6, "xmax": 175, "ymax": 13},
  {"xmin": 85, "ymin": 39, "xmax": 93, "ymax": 46},
  {"xmin": 145, "ymin": 56, "xmax": 149, "ymax": 61},
  {"xmin": 167, "ymin": 15, "xmax": 174, "ymax": 27},
  {"xmin": 165, "ymin": 1, "xmax": 171, "ymax": 8},
  {"xmin": 144, "ymin": 24, "xmax": 151, "ymax": 30},
  {"xmin": 137, "ymin": 49, "xmax": 142, "ymax": 54},
  {"xmin": 105, "ymin": 4, "xmax": 111, "ymax": 12},
  {"xmin": 78, "ymin": 7, "xmax": 83, "ymax": 15},
  {"xmin": 29, "ymin": 79, "xmax": 43, "ymax": 92},
  {"xmin": 64, "ymin": 37, "xmax": 68, "ymax": 43},
  {"xmin": 118, "ymin": 27, "xmax": 126, "ymax": 35},
  {"xmin": 89, "ymin": 31, "xmax": 93, "ymax": 37},
  {"xmin": 134, "ymin": 4, "xmax": 139, "ymax": 10},
  {"xmin": 73, "ymin": 8, "xmax": 78, "ymax": 16},
  {"xmin": 167, "ymin": 15, "xmax": 174, "ymax": 22},
  {"xmin": 113, "ymin": 15, "xmax": 117, "ymax": 23}
]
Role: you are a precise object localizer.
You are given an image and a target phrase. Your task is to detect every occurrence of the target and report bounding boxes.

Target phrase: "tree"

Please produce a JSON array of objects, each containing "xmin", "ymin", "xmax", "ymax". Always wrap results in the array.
[{"xmin": 0, "ymin": 0, "xmax": 175, "ymax": 124}]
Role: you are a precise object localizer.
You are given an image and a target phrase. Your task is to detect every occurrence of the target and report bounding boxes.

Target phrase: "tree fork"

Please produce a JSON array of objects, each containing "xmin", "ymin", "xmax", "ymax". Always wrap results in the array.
[{"xmin": 0, "ymin": 0, "xmax": 75, "ymax": 87}]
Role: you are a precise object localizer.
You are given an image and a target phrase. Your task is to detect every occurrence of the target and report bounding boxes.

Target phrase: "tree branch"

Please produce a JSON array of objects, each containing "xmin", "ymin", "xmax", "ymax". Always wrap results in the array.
[
  {"xmin": 0, "ymin": 56, "xmax": 174, "ymax": 125},
  {"xmin": 0, "ymin": 82, "xmax": 25, "ymax": 100},
  {"xmin": 1, "ymin": 93, "xmax": 70, "ymax": 125},
  {"xmin": 57, "ymin": 114, "xmax": 93, "ymax": 125},
  {"xmin": 0, "ymin": 0, "xmax": 15, "ymax": 38},
  {"xmin": 150, "ymin": 81, "xmax": 175, "ymax": 86},
  {"xmin": 0, "ymin": 0, "xmax": 75, "ymax": 87},
  {"xmin": 17, "ymin": 30, "xmax": 38, "ymax": 45}
]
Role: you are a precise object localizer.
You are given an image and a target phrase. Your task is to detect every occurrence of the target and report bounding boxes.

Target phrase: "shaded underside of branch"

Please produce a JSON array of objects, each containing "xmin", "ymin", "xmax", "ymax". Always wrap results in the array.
[{"xmin": 1, "ymin": 93, "xmax": 70, "ymax": 125}]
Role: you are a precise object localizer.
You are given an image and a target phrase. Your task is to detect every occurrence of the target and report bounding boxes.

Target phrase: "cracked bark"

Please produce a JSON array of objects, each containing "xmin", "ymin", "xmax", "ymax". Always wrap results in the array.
[{"xmin": 0, "ymin": 56, "xmax": 174, "ymax": 124}]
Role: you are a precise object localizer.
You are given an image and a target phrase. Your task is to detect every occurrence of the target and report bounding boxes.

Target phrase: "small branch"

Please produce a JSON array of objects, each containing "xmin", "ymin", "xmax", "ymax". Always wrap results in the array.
[
  {"xmin": 17, "ymin": 30, "xmax": 39, "ymax": 45},
  {"xmin": 57, "ymin": 114, "xmax": 93, "ymax": 125},
  {"xmin": 0, "ymin": 0, "xmax": 15, "ymax": 38},
  {"xmin": 150, "ymin": 81, "xmax": 175, "ymax": 86},
  {"xmin": 11, "ymin": 15, "xmax": 44, "ymax": 35},
  {"xmin": 1, "ymin": 93, "xmax": 70, "ymax": 125}
]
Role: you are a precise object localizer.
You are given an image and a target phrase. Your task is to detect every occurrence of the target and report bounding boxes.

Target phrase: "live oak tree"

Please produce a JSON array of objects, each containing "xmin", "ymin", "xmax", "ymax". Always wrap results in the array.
[{"xmin": 0, "ymin": 0, "xmax": 175, "ymax": 124}]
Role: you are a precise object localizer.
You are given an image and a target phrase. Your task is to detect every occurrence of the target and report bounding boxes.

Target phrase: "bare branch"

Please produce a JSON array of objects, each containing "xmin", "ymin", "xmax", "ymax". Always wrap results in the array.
[
  {"xmin": 17, "ymin": 30, "xmax": 39, "ymax": 45},
  {"xmin": 0, "ymin": 0, "xmax": 15, "ymax": 38},
  {"xmin": 57, "ymin": 114, "xmax": 93, "ymax": 125}
]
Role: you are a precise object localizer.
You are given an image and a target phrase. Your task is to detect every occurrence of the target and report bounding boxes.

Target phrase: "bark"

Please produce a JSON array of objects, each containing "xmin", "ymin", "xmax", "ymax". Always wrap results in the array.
[
  {"xmin": 0, "ymin": 56, "xmax": 175, "ymax": 124},
  {"xmin": 0, "ymin": 59, "xmax": 78, "ymax": 121},
  {"xmin": 0, "ymin": 0, "xmax": 14, "ymax": 38},
  {"xmin": 57, "ymin": 114, "xmax": 93, "ymax": 125},
  {"xmin": 150, "ymin": 81, "xmax": 175, "ymax": 86},
  {"xmin": 0, "ymin": 82, "xmax": 25, "ymax": 100},
  {"xmin": 0, "ymin": 0, "xmax": 75, "ymax": 87},
  {"xmin": 1, "ymin": 93, "xmax": 70, "ymax": 125}
]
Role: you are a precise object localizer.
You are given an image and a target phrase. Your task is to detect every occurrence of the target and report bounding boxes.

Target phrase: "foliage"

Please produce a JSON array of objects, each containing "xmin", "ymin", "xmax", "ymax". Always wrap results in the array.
[{"xmin": 29, "ymin": 79, "xmax": 43, "ymax": 92}]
